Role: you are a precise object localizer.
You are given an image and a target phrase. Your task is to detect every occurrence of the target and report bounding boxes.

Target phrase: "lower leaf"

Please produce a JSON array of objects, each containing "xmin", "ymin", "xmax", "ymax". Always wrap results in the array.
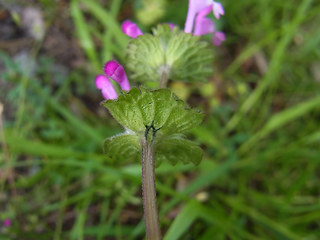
[
  {"xmin": 103, "ymin": 133, "xmax": 141, "ymax": 162},
  {"xmin": 154, "ymin": 134, "xmax": 203, "ymax": 167}
]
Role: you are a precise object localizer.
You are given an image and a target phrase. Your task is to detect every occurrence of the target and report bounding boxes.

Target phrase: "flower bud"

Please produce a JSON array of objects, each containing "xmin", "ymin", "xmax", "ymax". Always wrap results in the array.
[
  {"xmin": 95, "ymin": 75, "xmax": 118, "ymax": 100},
  {"xmin": 121, "ymin": 20, "xmax": 143, "ymax": 39},
  {"xmin": 104, "ymin": 60, "xmax": 130, "ymax": 91}
]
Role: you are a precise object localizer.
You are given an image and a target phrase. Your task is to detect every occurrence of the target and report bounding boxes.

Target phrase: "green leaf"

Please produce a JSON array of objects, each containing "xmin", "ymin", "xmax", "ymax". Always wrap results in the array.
[
  {"xmin": 155, "ymin": 134, "xmax": 203, "ymax": 166},
  {"xmin": 71, "ymin": 0, "xmax": 100, "ymax": 70},
  {"xmin": 103, "ymin": 134, "xmax": 141, "ymax": 162},
  {"xmin": 238, "ymin": 95, "xmax": 320, "ymax": 154},
  {"xmin": 103, "ymin": 88, "xmax": 203, "ymax": 134},
  {"xmin": 103, "ymin": 88, "xmax": 146, "ymax": 134},
  {"xmin": 136, "ymin": 0, "xmax": 166, "ymax": 25},
  {"xmin": 102, "ymin": 88, "xmax": 204, "ymax": 166},
  {"xmin": 126, "ymin": 24, "xmax": 214, "ymax": 83}
]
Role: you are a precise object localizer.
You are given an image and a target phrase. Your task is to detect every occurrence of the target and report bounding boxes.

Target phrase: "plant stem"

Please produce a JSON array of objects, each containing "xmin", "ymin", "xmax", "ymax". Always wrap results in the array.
[
  {"xmin": 141, "ymin": 138, "xmax": 161, "ymax": 240},
  {"xmin": 159, "ymin": 67, "xmax": 168, "ymax": 88}
]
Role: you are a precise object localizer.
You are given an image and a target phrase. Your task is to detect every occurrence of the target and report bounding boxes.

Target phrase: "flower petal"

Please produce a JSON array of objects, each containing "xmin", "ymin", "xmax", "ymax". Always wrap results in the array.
[
  {"xmin": 95, "ymin": 74, "xmax": 118, "ymax": 100},
  {"xmin": 212, "ymin": 31, "xmax": 226, "ymax": 46},
  {"xmin": 184, "ymin": 0, "xmax": 212, "ymax": 33},
  {"xmin": 193, "ymin": 5, "xmax": 215, "ymax": 36},
  {"xmin": 212, "ymin": 1, "xmax": 224, "ymax": 19},
  {"xmin": 104, "ymin": 60, "xmax": 130, "ymax": 91},
  {"xmin": 121, "ymin": 20, "xmax": 143, "ymax": 38}
]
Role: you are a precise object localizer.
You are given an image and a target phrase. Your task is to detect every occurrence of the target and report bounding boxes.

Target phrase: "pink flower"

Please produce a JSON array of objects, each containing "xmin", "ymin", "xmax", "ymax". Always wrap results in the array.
[
  {"xmin": 212, "ymin": 31, "xmax": 226, "ymax": 46},
  {"xmin": 212, "ymin": 1, "xmax": 225, "ymax": 19},
  {"xmin": 95, "ymin": 75, "xmax": 118, "ymax": 100},
  {"xmin": 104, "ymin": 60, "xmax": 130, "ymax": 91},
  {"xmin": 121, "ymin": 20, "xmax": 143, "ymax": 38},
  {"xmin": 121, "ymin": 21, "xmax": 176, "ymax": 38},
  {"xmin": 185, "ymin": 0, "xmax": 226, "ymax": 45},
  {"xmin": 193, "ymin": 5, "xmax": 215, "ymax": 36},
  {"xmin": 95, "ymin": 60, "xmax": 130, "ymax": 100},
  {"xmin": 121, "ymin": 1, "xmax": 226, "ymax": 46},
  {"xmin": 185, "ymin": 0, "xmax": 213, "ymax": 33},
  {"xmin": 3, "ymin": 219, "xmax": 11, "ymax": 227},
  {"xmin": 167, "ymin": 23, "xmax": 176, "ymax": 30}
]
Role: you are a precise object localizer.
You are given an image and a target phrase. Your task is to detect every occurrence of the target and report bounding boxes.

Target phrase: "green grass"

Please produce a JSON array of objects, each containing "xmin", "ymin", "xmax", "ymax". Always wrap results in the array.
[{"xmin": 1, "ymin": 0, "xmax": 320, "ymax": 239}]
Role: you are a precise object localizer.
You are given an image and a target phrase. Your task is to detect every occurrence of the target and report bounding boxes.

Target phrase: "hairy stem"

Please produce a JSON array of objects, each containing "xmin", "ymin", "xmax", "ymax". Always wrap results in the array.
[
  {"xmin": 159, "ymin": 67, "xmax": 168, "ymax": 88},
  {"xmin": 141, "ymin": 138, "xmax": 161, "ymax": 240}
]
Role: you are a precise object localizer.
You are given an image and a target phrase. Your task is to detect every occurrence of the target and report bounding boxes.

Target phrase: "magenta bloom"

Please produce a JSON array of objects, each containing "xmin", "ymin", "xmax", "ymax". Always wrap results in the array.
[
  {"xmin": 121, "ymin": 20, "xmax": 143, "ymax": 38},
  {"xmin": 121, "ymin": 0, "xmax": 225, "ymax": 46},
  {"xmin": 95, "ymin": 60, "xmax": 130, "ymax": 100},
  {"xmin": 3, "ymin": 219, "xmax": 11, "ymax": 227},
  {"xmin": 185, "ymin": 0, "xmax": 225, "ymax": 46},
  {"xmin": 185, "ymin": 0, "xmax": 212, "ymax": 33},
  {"xmin": 121, "ymin": 21, "xmax": 176, "ymax": 38},
  {"xmin": 95, "ymin": 75, "xmax": 118, "ymax": 100},
  {"xmin": 104, "ymin": 60, "xmax": 130, "ymax": 91},
  {"xmin": 168, "ymin": 23, "xmax": 175, "ymax": 30},
  {"xmin": 193, "ymin": 5, "xmax": 215, "ymax": 36},
  {"xmin": 212, "ymin": 31, "xmax": 226, "ymax": 46}
]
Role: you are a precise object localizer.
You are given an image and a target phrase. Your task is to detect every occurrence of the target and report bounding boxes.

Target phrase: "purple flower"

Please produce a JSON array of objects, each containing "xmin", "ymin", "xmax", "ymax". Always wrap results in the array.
[
  {"xmin": 184, "ymin": 0, "xmax": 226, "ymax": 45},
  {"xmin": 212, "ymin": 31, "xmax": 226, "ymax": 46},
  {"xmin": 193, "ymin": 5, "xmax": 215, "ymax": 36},
  {"xmin": 95, "ymin": 60, "xmax": 130, "ymax": 100},
  {"xmin": 121, "ymin": 20, "xmax": 143, "ymax": 38},
  {"xmin": 184, "ymin": 0, "xmax": 213, "ymax": 33},
  {"xmin": 104, "ymin": 60, "xmax": 130, "ymax": 91},
  {"xmin": 95, "ymin": 75, "xmax": 118, "ymax": 100},
  {"xmin": 168, "ymin": 23, "xmax": 175, "ymax": 30},
  {"xmin": 3, "ymin": 219, "xmax": 11, "ymax": 227},
  {"xmin": 212, "ymin": 1, "xmax": 225, "ymax": 19},
  {"xmin": 121, "ymin": 0, "xmax": 226, "ymax": 46},
  {"xmin": 121, "ymin": 21, "xmax": 176, "ymax": 38}
]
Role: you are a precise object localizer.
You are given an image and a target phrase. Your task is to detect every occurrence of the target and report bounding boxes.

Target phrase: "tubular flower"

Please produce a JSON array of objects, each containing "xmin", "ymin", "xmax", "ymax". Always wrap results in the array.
[
  {"xmin": 121, "ymin": 0, "xmax": 225, "ymax": 46},
  {"xmin": 95, "ymin": 60, "xmax": 130, "ymax": 100},
  {"xmin": 121, "ymin": 20, "xmax": 143, "ymax": 38},
  {"xmin": 95, "ymin": 75, "xmax": 118, "ymax": 100},
  {"xmin": 193, "ymin": 5, "xmax": 215, "ymax": 36},
  {"xmin": 104, "ymin": 60, "xmax": 130, "ymax": 91},
  {"xmin": 185, "ymin": 0, "xmax": 225, "ymax": 46}
]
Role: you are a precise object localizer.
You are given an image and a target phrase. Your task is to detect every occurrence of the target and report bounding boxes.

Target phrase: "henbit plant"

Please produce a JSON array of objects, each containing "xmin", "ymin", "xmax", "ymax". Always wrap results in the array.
[{"xmin": 95, "ymin": 0, "xmax": 225, "ymax": 239}]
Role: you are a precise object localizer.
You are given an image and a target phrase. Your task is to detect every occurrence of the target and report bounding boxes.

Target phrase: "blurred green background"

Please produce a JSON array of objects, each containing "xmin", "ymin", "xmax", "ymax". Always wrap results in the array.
[{"xmin": 0, "ymin": 0, "xmax": 320, "ymax": 239}]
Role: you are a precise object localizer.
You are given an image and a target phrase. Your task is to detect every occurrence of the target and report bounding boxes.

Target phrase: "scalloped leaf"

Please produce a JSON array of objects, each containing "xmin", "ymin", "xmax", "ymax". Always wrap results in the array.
[
  {"xmin": 102, "ymin": 88, "xmax": 148, "ymax": 133},
  {"xmin": 126, "ymin": 24, "xmax": 214, "ymax": 83},
  {"xmin": 102, "ymin": 88, "xmax": 203, "ymax": 134},
  {"xmin": 154, "ymin": 134, "xmax": 203, "ymax": 167},
  {"xmin": 102, "ymin": 88, "xmax": 204, "ymax": 166},
  {"xmin": 103, "ymin": 134, "xmax": 141, "ymax": 162}
]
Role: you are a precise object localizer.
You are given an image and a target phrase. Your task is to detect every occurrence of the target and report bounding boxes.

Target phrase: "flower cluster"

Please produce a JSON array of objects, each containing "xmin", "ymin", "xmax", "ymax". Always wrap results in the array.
[
  {"xmin": 185, "ymin": 0, "xmax": 226, "ymax": 46},
  {"xmin": 95, "ymin": 0, "xmax": 225, "ymax": 100},
  {"xmin": 121, "ymin": 0, "xmax": 225, "ymax": 46},
  {"xmin": 95, "ymin": 60, "xmax": 130, "ymax": 100}
]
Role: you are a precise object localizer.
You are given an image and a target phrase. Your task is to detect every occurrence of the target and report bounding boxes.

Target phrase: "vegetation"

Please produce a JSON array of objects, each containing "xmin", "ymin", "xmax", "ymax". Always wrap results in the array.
[{"xmin": 0, "ymin": 0, "xmax": 319, "ymax": 239}]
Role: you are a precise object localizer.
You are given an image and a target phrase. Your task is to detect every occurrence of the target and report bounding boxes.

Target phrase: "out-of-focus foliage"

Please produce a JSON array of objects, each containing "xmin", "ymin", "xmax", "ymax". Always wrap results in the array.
[
  {"xmin": 1, "ymin": 0, "xmax": 320, "ymax": 239},
  {"xmin": 136, "ymin": 0, "xmax": 167, "ymax": 25}
]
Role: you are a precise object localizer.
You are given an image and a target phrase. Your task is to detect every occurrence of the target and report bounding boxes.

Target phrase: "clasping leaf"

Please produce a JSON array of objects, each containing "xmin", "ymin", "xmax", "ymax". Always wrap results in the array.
[{"xmin": 102, "ymin": 88, "xmax": 203, "ymax": 166}]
